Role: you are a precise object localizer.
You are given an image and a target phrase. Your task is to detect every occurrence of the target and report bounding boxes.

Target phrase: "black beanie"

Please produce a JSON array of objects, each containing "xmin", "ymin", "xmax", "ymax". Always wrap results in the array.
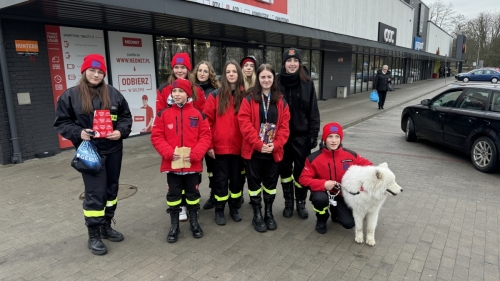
[{"xmin": 282, "ymin": 48, "xmax": 302, "ymax": 65}]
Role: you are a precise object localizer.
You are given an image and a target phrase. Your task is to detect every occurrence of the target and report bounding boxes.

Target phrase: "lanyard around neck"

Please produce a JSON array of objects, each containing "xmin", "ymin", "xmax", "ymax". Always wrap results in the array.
[{"xmin": 262, "ymin": 93, "xmax": 271, "ymax": 123}]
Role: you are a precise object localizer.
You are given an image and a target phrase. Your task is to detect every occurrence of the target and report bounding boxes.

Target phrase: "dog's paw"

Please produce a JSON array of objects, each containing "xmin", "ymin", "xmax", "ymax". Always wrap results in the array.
[
  {"xmin": 355, "ymin": 235, "xmax": 364, "ymax": 244},
  {"xmin": 366, "ymin": 237, "xmax": 376, "ymax": 246}
]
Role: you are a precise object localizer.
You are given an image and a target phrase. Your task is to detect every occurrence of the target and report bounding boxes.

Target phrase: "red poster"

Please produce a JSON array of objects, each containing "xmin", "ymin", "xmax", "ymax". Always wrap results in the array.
[
  {"xmin": 233, "ymin": 0, "xmax": 287, "ymax": 13},
  {"xmin": 45, "ymin": 25, "xmax": 73, "ymax": 148}
]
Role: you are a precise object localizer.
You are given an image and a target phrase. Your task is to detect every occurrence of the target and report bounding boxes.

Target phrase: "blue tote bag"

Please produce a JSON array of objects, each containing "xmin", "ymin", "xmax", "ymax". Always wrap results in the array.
[
  {"xmin": 71, "ymin": 140, "xmax": 104, "ymax": 174},
  {"xmin": 370, "ymin": 90, "xmax": 379, "ymax": 103}
]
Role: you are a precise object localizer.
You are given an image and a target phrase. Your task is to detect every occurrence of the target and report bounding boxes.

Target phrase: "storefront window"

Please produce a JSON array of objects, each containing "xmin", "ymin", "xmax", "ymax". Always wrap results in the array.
[
  {"xmin": 301, "ymin": 49, "xmax": 310, "ymax": 69},
  {"xmin": 193, "ymin": 40, "xmax": 222, "ymax": 78},
  {"xmin": 311, "ymin": 50, "xmax": 322, "ymax": 99},
  {"xmin": 225, "ymin": 47, "xmax": 244, "ymax": 63},
  {"xmin": 355, "ymin": 54, "xmax": 363, "ymax": 93},
  {"xmin": 247, "ymin": 48, "xmax": 264, "ymax": 67},
  {"xmin": 350, "ymin": 53, "xmax": 356, "ymax": 94},
  {"xmin": 363, "ymin": 55, "xmax": 369, "ymax": 92},
  {"xmin": 368, "ymin": 55, "xmax": 375, "ymax": 90},
  {"xmin": 265, "ymin": 46, "xmax": 282, "ymax": 71},
  {"xmin": 156, "ymin": 36, "xmax": 192, "ymax": 85}
]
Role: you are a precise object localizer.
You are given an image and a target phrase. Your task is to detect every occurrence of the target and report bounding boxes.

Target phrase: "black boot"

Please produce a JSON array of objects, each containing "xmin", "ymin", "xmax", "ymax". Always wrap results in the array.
[
  {"xmin": 214, "ymin": 205, "xmax": 226, "ymax": 226},
  {"xmin": 203, "ymin": 190, "xmax": 216, "ymax": 210},
  {"xmin": 101, "ymin": 219, "xmax": 124, "ymax": 242},
  {"xmin": 167, "ymin": 212, "xmax": 180, "ymax": 243},
  {"xmin": 189, "ymin": 211, "xmax": 203, "ymax": 238},
  {"xmin": 229, "ymin": 208, "xmax": 242, "ymax": 222},
  {"xmin": 282, "ymin": 182, "xmax": 294, "ymax": 218},
  {"xmin": 252, "ymin": 204, "xmax": 267, "ymax": 232},
  {"xmin": 295, "ymin": 185, "xmax": 309, "ymax": 219},
  {"xmin": 87, "ymin": 226, "xmax": 107, "ymax": 255},
  {"xmin": 264, "ymin": 200, "xmax": 277, "ymax": 230},
  {"xmin": 316, "ymin": 220, "xmax": 327, "ymax": 234}
]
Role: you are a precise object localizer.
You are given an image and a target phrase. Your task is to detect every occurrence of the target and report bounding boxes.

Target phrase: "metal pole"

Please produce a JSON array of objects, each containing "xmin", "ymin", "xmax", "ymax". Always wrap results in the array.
[
  {"xmin": 0, "ymin": 19, "xmax": 23, "ymax": 163},
  {"xmin": 476, "ymin": 43, "xmax": 480, "ymax": 69},
  {"xmin": 445, "ymin": 55, "xmax": 447, "ymax": 84}
]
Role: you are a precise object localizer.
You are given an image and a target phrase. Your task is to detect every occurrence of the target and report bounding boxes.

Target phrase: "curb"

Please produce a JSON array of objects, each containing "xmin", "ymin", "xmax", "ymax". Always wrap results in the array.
[{"xmin": 342, "ymin": 83, "xmax": 451, "ymax": 129}]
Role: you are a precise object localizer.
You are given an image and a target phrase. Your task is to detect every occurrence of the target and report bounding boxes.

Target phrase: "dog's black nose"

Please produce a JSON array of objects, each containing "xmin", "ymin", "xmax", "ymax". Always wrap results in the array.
[{"xmin": 400, "ymin": 189, "xmax": 403, "ymax": 192}]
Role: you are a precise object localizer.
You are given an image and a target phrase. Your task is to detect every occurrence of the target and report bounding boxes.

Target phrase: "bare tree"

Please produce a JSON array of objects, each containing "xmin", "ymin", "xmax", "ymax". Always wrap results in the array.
[
  {"xmin": 429, "ymin": 0, "xmax": 457, "ymax": 33},
  {"xmin": 460, "ymin": 11, "xmax": 500, "ymax": 68}
]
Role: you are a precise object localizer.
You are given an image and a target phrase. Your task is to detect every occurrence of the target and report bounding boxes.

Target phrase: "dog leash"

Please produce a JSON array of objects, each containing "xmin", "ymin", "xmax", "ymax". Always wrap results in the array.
[{"xmin": 328, "ymin": 182, "xmax": 342, "ymax": 206}]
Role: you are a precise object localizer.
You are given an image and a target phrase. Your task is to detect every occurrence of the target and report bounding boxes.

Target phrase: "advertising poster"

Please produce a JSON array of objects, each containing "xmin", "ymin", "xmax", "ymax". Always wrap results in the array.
[
  {"xmin": 107, "ymin": 31, "xmax": 156, "ymax": 136},
  {"xmin": 187, "ymin": 0, "xmax": 288, "ymax": 22},
  {"xmin": 45, "ymin": 25, "xmax": 107, "ymax": 148}
]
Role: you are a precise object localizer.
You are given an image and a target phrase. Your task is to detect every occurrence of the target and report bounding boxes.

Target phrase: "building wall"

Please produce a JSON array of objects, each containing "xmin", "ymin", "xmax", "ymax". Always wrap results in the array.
[
  {"xmin": 0, "ymin": 19, "xmax": 60, "ymax": 164},
  {"xmin": 411, "ymin": 1, "xmax": 429, "ymax": 48},
  {"xmin": 288, "ymin": 0, "xmax": 414, "ymax": 48},
  {"xmin": 426, "ymin": 22, "xmax": 453, "ymax": 57},
  {"xmin": 0, "ymin": 60, "xmax": 8, "ymax": 164},
  {"xmin": 322, "ymin": 51, "xmax": 352, "ymax": 99}
]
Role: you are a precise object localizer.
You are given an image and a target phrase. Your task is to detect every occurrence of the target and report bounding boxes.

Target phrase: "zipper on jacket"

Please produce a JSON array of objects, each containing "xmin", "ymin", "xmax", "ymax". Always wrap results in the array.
[
  {"xmin": 175, "ymin": 116, "xmax": 178, "ymax": 135},
  {"xmin": 180, "ymin": 107, "xmax": 184, "ymax": 173},
  {"xmin": 332, "ymin": 151, "xmax": 337, "ymax": 180},
  {"xmin": 328, "ymin": 163, "xmax": 333, "ymax": 180}
]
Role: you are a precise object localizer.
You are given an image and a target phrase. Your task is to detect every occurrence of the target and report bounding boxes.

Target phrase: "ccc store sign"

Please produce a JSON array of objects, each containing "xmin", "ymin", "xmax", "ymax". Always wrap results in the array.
[{"xmin": 378, "ymin": 22, "xmax": 397, "ymax": 46}]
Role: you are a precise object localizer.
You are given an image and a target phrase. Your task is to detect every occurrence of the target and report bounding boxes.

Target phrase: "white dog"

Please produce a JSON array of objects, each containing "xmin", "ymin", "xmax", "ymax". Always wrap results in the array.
[{"xmin": 341, "ymin": 162, "xmax": 402, "ymax": 246}]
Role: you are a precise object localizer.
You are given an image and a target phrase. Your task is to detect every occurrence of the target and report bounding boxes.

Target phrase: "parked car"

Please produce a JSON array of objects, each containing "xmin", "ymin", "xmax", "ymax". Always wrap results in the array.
[
  {"xmin": 355, "ymin": 71, "xmax": 375, "ymax": 82},
  {"xmin": 401, "ymin": 85, "xmax": 500, "ymax": 172},
  {"xmin": 455, "ymin": 68, "xmax": 500, "ymax": 83}
]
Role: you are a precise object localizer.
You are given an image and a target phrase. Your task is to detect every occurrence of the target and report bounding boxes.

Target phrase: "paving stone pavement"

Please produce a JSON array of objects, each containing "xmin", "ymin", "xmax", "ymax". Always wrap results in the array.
[{"xmin": 1, "ymin": 79, "xmax": 499, "ymax": 280}]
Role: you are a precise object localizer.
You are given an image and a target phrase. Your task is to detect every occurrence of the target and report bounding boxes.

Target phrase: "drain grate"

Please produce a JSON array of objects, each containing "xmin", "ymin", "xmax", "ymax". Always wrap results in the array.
[{"xmin": 79, "ymin": 184, "xmax": 138, "ymax": 200}]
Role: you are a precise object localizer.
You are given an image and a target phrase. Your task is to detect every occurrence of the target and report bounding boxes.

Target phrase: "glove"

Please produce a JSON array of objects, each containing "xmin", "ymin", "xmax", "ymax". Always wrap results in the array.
[{"xmin": 309, "ymin": 137, "xmax": 318, "ymax": 150}]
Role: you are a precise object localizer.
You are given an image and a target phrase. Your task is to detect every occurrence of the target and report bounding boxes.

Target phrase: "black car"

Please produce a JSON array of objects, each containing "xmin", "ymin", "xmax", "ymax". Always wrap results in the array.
[{"xmin": 401, "ymin": 84, "xmax": 500, "ymax": 172}]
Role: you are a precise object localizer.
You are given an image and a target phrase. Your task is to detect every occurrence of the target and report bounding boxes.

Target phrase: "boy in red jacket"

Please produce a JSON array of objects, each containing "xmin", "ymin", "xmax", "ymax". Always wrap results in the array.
[
  {"xmin": 151, "ymin": 78, "xmax": 211, "ymax": 243},
  {"xmin": 299, "ymin": 122, "xmax": 372, "ymax": 234}
]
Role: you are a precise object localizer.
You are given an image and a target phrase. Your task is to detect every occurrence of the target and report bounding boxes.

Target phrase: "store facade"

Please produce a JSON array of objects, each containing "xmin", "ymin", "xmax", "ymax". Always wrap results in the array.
[{"xmin": 0, "ymin": 0, "xmax": 455, "ymax": 164}]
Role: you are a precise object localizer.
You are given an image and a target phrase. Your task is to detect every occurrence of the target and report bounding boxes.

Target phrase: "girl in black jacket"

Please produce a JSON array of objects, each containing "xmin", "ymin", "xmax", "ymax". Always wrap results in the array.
[{"xmin": 54, "ymin": 54, "xmax": 132, "ymax": 256}]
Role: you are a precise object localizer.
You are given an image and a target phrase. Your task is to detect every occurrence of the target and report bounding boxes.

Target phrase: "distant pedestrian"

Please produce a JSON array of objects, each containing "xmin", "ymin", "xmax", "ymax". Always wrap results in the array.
[
  {"xmin": 54, "ymin": 54, "xmax": 132, "ymax": 255},
  {"xmin": 373, "ymin": 65, "xmax": 392, "ymax": 109}
]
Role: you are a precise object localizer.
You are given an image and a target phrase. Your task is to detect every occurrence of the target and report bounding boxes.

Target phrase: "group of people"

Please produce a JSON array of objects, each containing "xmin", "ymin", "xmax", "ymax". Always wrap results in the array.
[{"xmin": 54, "ymin": 48, "xmax": 373, "ymax": 256}]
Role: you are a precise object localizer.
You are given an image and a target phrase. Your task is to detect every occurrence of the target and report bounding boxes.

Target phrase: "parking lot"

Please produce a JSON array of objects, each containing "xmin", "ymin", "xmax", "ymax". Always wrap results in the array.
[{"xmin": 1, "ymin": 80, "xmax": 499, "ymax": 281}]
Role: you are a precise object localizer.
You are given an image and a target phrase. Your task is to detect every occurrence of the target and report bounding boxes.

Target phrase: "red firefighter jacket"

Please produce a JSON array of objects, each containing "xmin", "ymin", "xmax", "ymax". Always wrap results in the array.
[
  {"xmin": 238, "ymin": 95, "xmax": 290, "ymax": 162},
  {"xmin": 202, "ymin": 89, "xmax": 243, "ymax": 155},
  {"xmin": 299, "ymin": 145, "xmax": 372, "ymax": 196},
  {"xmin": 151, "ymin": 102, "xmax": 211, "ymax": 173}
]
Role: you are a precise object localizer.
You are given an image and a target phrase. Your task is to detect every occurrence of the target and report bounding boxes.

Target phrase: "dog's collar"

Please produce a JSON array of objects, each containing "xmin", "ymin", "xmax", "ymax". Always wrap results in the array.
[{"xmin": 348, "ymin": 186, "xmax": 364, "ymax": 195}]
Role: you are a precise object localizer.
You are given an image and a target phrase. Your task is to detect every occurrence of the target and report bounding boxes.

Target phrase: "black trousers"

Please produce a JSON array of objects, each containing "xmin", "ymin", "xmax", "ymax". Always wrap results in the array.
[
  {"xmin": 81, "ymin": 149, "xmax": 122, "ymax": 227},
  {"xmin": 245, "ymin": 156, "xmax": 279, "ymax": 206},
  {"xmin": 378, "ymin": 91, "xmax": 387, "ymax": 108},
  {"xmin": 310, "ymin": 192, "xmax": 355, "ymax": 229},
  {"xmin": 204, "ymin": 154, "xmax": 216, "ymax": 188},
  {"xmin": 213, "ymin": 154, "xmax": 243, "ymax": 208},
  {"xmin": 279, "ymin": 136, "xmax": 311, "ymax": 200},
  {"xmin": 166, "ymin": 173, "xmax": 200, "ymax": 213}
]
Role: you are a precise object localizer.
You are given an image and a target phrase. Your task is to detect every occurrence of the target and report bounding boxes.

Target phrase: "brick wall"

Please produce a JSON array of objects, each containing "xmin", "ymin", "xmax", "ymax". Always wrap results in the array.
[
  {"xmin": 321, "ymin": 51, "xmax": 352, "ymax": 99},
  {"xmin": 0, "ymin": 19, "xmax": 60, "ymax": 164}
]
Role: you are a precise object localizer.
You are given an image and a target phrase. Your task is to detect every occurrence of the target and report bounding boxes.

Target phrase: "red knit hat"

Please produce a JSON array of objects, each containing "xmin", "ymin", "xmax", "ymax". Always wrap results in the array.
[
  {"xmin": 171, "ymin": 78, "xmax": 192, "ymax": 97},
  {"xmin": 171, "ymin": 53, "xmax": 192, "ymax": 71},
  {"xmin": 81, "ymin": 54, "xmax": 107, "ymax": 77},
  {"xmin": 322, "ymin": 122, "xmax": 344, "ymax": 143}
]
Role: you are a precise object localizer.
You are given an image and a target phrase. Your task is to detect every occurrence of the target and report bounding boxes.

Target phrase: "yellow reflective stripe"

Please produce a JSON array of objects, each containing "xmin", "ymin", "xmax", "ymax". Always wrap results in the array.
[
  {"xmin": 186, "ymin": 198, "xmax": 200, "ymax": 205},
  {"xmin": 83, "ymin": 209, "xmax": 105, "ymax": 217},
  {"xmin": 241, "ymin": 170, "xmax": 246, "ymax": 175},
  {"xmin": 313, "ymin": 206, "xmax": 328, "ymax": 215},
  {"xmin": 111, "ymin": 115, "xmax": 117, "ymax": 121},
  {"xmin": 207, "ymin": 172, "xmax": 213, "ymax": 177},
  {"xmin": 262, "ymin": 186, "xmax": 277, "ymax": 195},
  {"xmin": 215, "ymin": 194, "xmax": 229, "ymax": 201},
  {"xmin": 281, "ymin": 176, "xmax": 293, "ymax": 183},
  {"xmin": 230, "ymin": 191, "xmax": 242, "ymax": 198},
  {"xmin": 182, "ymin": 190, "xmax": 185, "ymax": 195},
  {"xmin": 106, "ymin": 198, "xmax": 117, "ymax": 207},
  {"xmin": 294, "ymin": 181, "xmax": 303, "ymax": 188},
  {"xmin": 167, "ymin": 199, "xmax": 182, "ymax": 206},
  {"xmin": 248, "ymin": 188, "xmax": 262, "ymax": 197}
]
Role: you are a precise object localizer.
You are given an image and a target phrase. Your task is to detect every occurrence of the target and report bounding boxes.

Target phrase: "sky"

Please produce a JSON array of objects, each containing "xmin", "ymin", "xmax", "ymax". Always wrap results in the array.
[{"xmin": 422, "ymin": 0, "xmax": 499, "ymax": 19}]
